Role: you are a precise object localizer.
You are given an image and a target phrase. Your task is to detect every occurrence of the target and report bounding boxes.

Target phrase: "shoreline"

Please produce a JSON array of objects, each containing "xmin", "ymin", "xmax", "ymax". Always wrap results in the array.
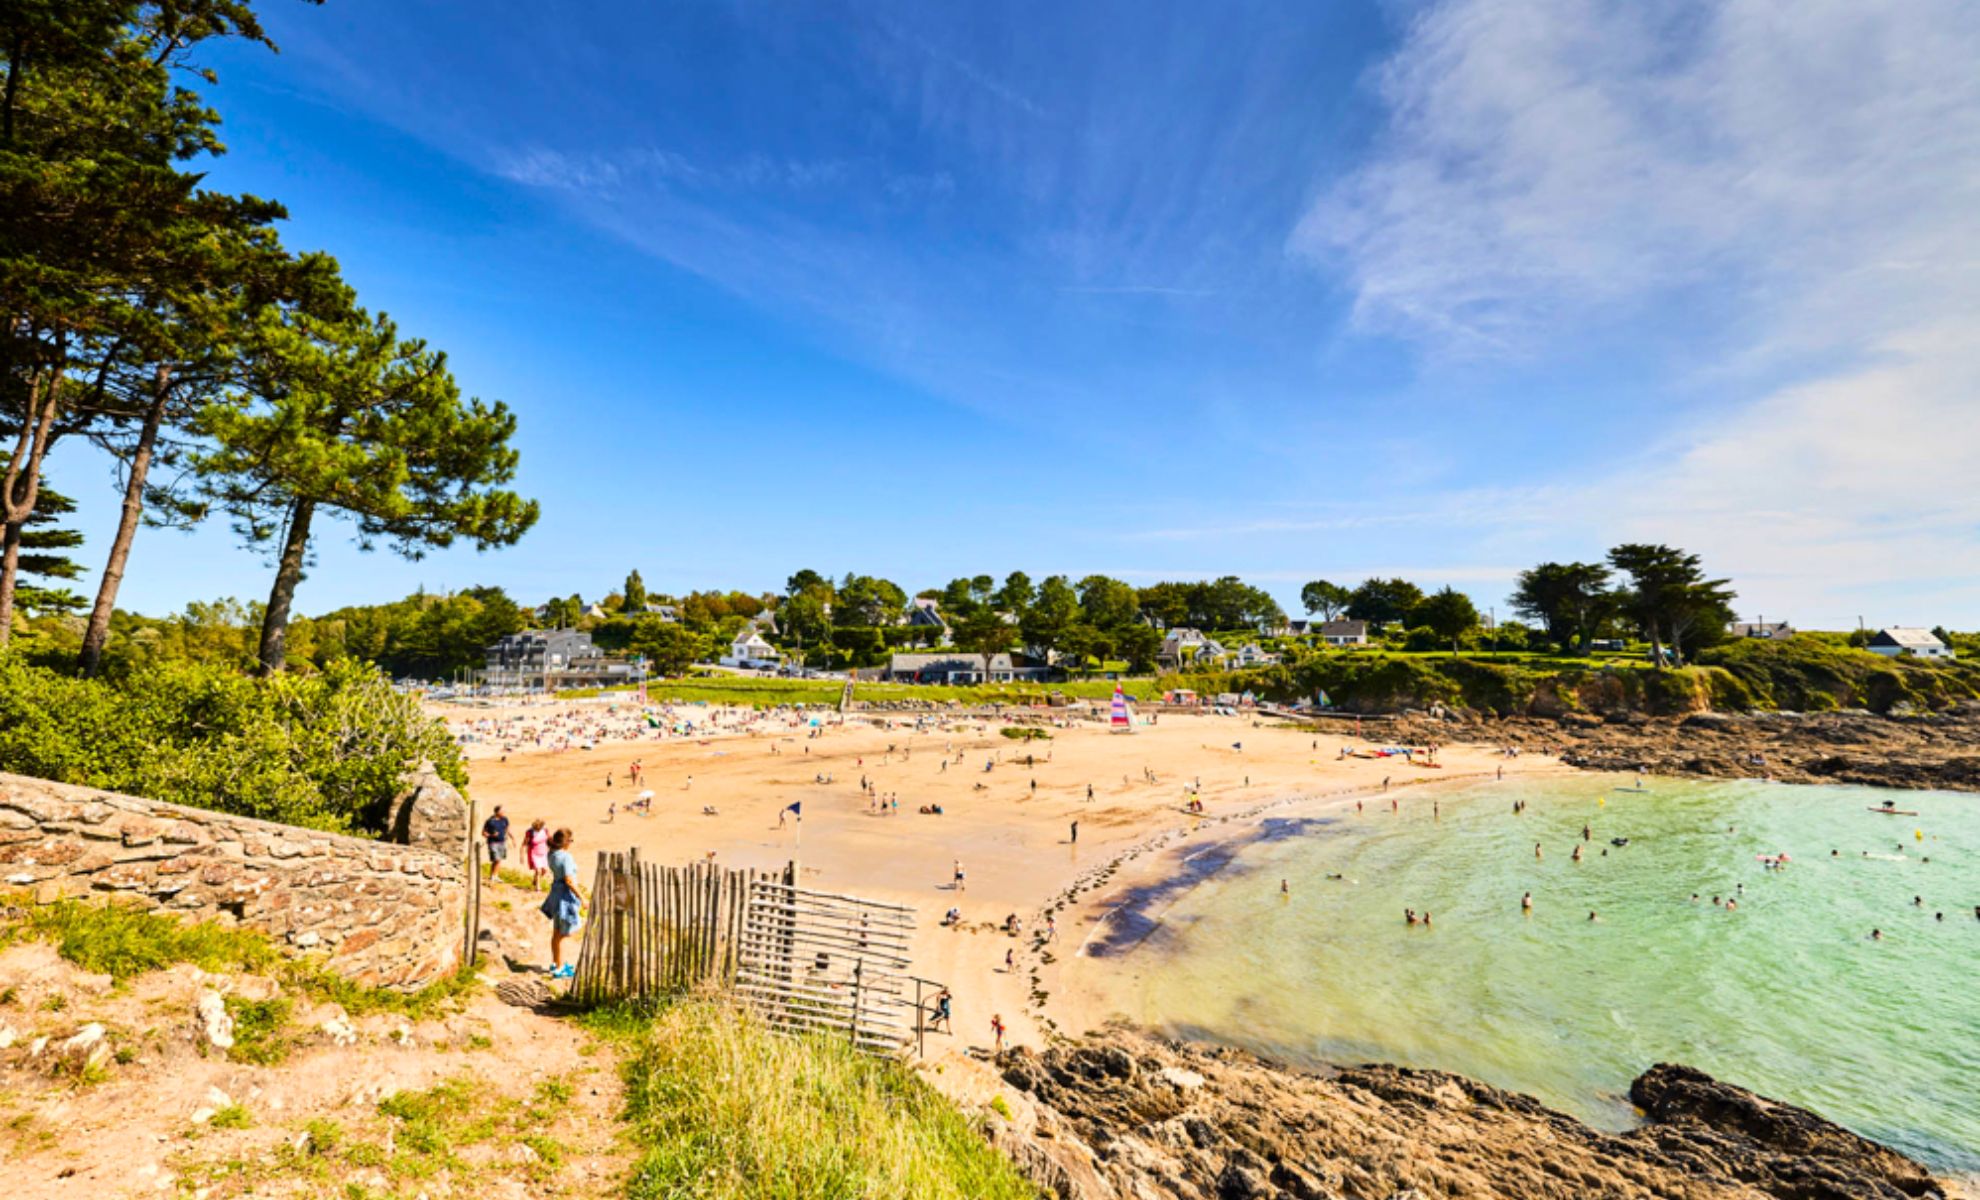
[
  {"xmin": 447, "ymin": 699, "xmax": 1967, "ymax": 1195},
  {"xmin": 1019, "ymin": 767, "xmax": 1540, "ymax": 1045}
]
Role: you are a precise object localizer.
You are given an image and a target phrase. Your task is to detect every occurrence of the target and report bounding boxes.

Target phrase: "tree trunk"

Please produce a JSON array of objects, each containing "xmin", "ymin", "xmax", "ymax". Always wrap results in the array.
[
  {"xmin": 79, "ymin": 368, "xmax": 171, "ymax": 675},
  {"xmin": 257, "ymin": 498, "xmax": 316, "ymax": 675},
  {"xmin": 0, "ymin": 520, "xmax": 20, "ymax": 644},
  {"xmin": 1647, "ymin": 620, "xmax": 1666, "ymax": 671},
  {"xmin": 0, "ymin": 358, "xmax": 64, "ymax": 648}
]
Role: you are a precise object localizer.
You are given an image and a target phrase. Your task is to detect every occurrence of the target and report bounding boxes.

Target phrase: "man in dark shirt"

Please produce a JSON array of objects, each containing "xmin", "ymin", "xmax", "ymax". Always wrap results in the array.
[{"xmin": 482, "ymin": 806, "xmax": 511, "ymax": 879}]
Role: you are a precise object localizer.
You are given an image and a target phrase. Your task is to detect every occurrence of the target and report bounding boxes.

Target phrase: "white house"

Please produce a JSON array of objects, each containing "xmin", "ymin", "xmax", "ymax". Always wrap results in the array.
[
  {"xmin": 721, "ymin": 629, "xmax": 782, "ymax": 669},
  {"xmin": 583, "ymin": 603, "xmax": 610, "ymax": 620},
  {"xmin": 1232, "ymin": 643, "xmax": 1277, "ymax": 668},
  {"xmin": 643, "ymin": 603, "xmax": 681, "ymax": 622},
  {"xmin": 1317, "ymin": 619, "xmax": 1369, "ymax": 646},
  {"xmin": 1866, "ymin": 628, "xmax": 1954, "ymax": 659}
]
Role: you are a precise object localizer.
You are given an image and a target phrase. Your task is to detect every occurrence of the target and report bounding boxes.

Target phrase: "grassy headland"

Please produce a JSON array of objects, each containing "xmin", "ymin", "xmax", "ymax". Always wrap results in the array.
[{"xmin": 586, "ymin": 1001, "xmax": 1038, "ymax": 1200}]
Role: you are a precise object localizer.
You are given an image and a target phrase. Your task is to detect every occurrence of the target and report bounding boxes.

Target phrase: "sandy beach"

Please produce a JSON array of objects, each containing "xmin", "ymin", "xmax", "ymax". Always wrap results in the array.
[{"xmin": 443, "ymin": 696, "xmax": 1576, "ymax": 1095}]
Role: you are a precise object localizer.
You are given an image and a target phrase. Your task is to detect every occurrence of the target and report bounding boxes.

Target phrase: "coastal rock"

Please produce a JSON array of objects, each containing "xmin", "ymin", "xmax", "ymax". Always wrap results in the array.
[
  {"xmin": 385, "ymin": 761, "xmax": 470, "ymax": 857},
  {"xmin": 1394, "ymin": 709, "xmax": 1980, "ymax": 795},
  {"xmin": 194, "ymin": 988, "xmax": 234, "ymax": 1051},
  {"xmin": 996, "ymin": 1030, "xmax": 1949, "ymax": 1200}
]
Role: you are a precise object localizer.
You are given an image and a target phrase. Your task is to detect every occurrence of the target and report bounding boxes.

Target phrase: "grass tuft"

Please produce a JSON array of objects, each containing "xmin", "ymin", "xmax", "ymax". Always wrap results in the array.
[
  {"xmin": 224, "ymin": 995, "xmax": 294, "ymax": 1065},
  {"xmin": 592, "ymin": 1000, "xmax": 1038, "ymax": 1200}
]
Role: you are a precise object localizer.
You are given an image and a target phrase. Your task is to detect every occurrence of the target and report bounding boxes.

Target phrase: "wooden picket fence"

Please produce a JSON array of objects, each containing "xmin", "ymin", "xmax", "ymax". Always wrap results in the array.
[
  {"xmin": 733, "ymin": 877, "xmax": 918, "ymax": 1055},
  {"xmin": 567, "ymin": 850, "xmax": 759, "ymax": 1004},
  {"xmin": 566, "ymin": 852, "xmax": 927, "ymax": 1056}
]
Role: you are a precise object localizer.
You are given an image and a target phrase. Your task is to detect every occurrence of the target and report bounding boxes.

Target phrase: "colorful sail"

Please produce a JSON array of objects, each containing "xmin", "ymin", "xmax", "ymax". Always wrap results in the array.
[{"xmin": 1110, "ymin": 685, "xmax": 1131, "ymax": 728}]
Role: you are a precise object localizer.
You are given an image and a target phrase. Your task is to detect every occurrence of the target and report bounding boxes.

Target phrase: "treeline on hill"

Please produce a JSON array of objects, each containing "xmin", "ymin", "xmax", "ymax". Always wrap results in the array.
[{"xmin": 1167, "ymin": 634, "xmax": 1980, "ymax": 718}]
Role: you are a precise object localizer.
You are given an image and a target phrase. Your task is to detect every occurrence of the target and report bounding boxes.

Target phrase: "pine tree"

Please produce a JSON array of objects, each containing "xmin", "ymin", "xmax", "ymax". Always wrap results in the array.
[{"xmin": 0, "ymin": 453, "xmax": 83, "ymax": 616}]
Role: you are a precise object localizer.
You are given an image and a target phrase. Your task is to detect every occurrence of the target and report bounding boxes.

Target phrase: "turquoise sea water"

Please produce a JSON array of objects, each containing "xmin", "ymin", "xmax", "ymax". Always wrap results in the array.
[{"xmin": 1084, "ymin": 776, "xmax": 1980, "ymax": 1173}]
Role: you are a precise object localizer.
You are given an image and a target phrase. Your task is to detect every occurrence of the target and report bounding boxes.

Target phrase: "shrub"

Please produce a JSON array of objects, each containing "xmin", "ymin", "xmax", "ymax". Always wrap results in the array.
[
  {"xmin": 0, "ymin": 655, "xmax": 465, "ymax": 834},
  {"xmin": 998, "ymin": 727, "xmax": 1051, "ymax": 741}
]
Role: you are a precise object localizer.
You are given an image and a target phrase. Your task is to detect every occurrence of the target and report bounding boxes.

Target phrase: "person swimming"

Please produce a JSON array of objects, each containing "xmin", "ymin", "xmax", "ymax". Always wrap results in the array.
[{"xmin": 1521, "ymin": 891, "xmax": 1533, "ymax": 911}]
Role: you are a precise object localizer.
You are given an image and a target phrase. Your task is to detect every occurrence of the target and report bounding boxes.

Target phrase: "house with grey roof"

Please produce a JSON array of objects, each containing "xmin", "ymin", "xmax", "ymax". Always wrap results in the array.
[{"xmin": 1317, "ymin": 619, "xmax": 1369, "ymax": 646}]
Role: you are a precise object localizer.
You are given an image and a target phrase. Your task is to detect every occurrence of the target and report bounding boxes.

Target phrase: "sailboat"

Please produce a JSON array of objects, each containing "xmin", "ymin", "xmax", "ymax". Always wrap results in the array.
[{"xmin": 1110, "ymin": 685, "xmax": 1134, "ymax": 732}]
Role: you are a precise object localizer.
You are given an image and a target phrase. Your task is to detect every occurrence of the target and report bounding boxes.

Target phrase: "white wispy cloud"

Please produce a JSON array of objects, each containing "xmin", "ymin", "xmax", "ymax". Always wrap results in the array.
[{"xmin": 1288, "ymin": 0, "xmax": 1980, "ymax": 623}]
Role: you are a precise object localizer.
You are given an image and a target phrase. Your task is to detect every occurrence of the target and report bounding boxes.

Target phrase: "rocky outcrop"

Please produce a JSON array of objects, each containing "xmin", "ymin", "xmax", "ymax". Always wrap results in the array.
[
  {"xmin": 992, "ymin": 1030, "xmax": 1948, "ymax": 1200},
  {"xmin": 385, "ymin": 760, "xmax": 470, "ymax": 857},
  {"xmin": 0, "ymin": 771, "xmax": 465, "ymax": 987},
  {"xmin": 1384, "ymin": 709, "xmax": 1980, "ymax": 794}
]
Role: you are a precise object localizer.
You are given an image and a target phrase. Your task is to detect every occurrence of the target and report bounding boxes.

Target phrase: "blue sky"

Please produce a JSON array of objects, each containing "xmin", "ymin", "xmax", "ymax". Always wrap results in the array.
[{"xmin": 52, "ymin": 0, "xmax": 1980, "ymax": 627}]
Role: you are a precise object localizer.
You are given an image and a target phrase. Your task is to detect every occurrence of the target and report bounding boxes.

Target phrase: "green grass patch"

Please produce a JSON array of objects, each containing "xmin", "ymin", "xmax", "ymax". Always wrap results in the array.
[
  {"xmin": 588, "ymin": 1000, "xmax": 1038, "ymax": 1200},
  {"xmin": 209, "ymin": 1102, "xmax": 252, "ymax": 1130},
  {"xmin": 287, "ymin": 957, "xmax": 480, "ymax": 1021},
  {"xmin": 0, "ymin": 896, "xmax": 478, "ymax": 1018},
  {"xmin": 0, "ymin": 898, "xmax": 277, "ymax": 982},
  {"xmin": 223, "ymin": 995, "xmax": 294, "ymax": 1065}
]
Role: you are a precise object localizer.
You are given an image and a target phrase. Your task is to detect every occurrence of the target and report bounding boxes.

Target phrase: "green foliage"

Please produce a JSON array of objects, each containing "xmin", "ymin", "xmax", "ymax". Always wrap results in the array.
[
  {"xmin": 311, "ymin": 587, "xmax": 526, "ymax": 680},
  {"xmin": 1509, "ymin": 562, "xmax": 1615, "ymax": 652},
  {"xmin": 596, "ymin": 1000, "xmax": 1039, "ymax": 1200},
  {"xmin": 0, "ymin": 654, "xmax": 466, "ymax": 833},
  {"xmin": 192, "ymin": 297, "xmax": 540, "ymax": 671},
  {"xmin": 1136, "ymin": 576, "xmax": 1282, "ymax": 631},
  {"xmin": 592, "ymin": 616, "xmax": 707, "ymax": 677},
  {"xmin": 1346, "ymin": 578, "xmax": 1425, "ymax": 628},
  {"xmin": 0, "ymin": 898, "xmax": 277, "ymax": 981},
  {"xmin": 1698, "ymin": 635, "xmax": 1980, "ymax": 714},
  {"xmin": 621, "ymin": 569, "xmax": 648, "ymax": 614},
  {"xmin": 999, "ymin": 726, "xmax": 1051, "ymax": 741},
  {"xmin": 224, "ymin": 994, "xmax": 295, "ymax": 1065},
  {"xmin": 1300, "ymin": 579, "xmax": 1350, "ymax": 620},
  {"xmin": 288, "ymin": 956, "xmax": 481, "ymax": 1021},
  {"xmin": 208, "ymin": 1103, "xmax": 253, "ymax": 1130},
  {"xmin": 0, "ymin": 457, "xmax": 84, "ymax": 616},
  {"xmin": 1608, "ymin": 544, "xmax": 1736, "ymax": 666}
]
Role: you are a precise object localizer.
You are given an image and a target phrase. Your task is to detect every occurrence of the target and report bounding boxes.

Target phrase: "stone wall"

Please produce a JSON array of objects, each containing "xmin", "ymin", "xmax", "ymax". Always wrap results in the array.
[{"xmin": 0, "ymin": 772, "xmax": 466, "ymax": 988}]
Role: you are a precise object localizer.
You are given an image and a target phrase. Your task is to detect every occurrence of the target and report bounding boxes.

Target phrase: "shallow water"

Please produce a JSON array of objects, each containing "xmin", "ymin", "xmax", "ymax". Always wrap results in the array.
[{"xmin": 1083, "ymin": 775, "xmax": 1980, "ymax": 1173}]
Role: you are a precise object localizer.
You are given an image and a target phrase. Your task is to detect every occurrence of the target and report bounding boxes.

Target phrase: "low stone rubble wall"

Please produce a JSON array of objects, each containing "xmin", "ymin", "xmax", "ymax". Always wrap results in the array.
[{"xmin": 0, "ymin": 772, "xmax": 466, "ymax": 988}]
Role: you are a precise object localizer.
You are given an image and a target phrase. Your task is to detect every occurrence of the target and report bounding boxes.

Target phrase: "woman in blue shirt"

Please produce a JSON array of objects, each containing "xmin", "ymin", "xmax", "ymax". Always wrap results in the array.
[{"xmin": 541, "ymin": 828, "xmax": 587, "ymax": 980}]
